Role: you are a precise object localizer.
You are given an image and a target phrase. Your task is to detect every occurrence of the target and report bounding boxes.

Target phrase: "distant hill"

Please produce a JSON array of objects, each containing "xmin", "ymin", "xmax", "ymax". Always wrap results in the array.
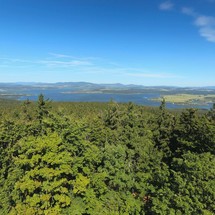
[
  {"xmin": 1, "ymin": 81, "xmax": 214, "ymax": 89},
  {"xmin": 0, "ymin": 82, "xmax": 215, "ymax": 93}
]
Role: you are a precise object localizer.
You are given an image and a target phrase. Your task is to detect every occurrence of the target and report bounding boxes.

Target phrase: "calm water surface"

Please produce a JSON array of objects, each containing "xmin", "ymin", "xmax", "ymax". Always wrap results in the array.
[{"xmin": 18, "ymin": 89, "xmax": 213, "ymax": 110}]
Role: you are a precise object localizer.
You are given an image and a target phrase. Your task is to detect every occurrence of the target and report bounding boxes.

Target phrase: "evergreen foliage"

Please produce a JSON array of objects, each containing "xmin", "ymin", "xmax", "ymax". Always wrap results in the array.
[{"xmin": 0, "ymin": 96, "xmax": 214, "ymax": 214}]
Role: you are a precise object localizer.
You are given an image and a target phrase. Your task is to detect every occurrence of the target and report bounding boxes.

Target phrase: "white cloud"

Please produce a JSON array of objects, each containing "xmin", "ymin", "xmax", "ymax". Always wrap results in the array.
[
  {"xmin": 181, "ymin": 7, "xmax": 196, "ymax": 17},
  {"xmin": 0, "ymin": 54, "xmax": 95, "ymax": 72},
  {"xmin": 181, "ymin": 8, "xmax": 215, "ymax": 43},
  {"xmin": 0, "ymin": 57, "xmax": 33, "ymax": 64},
  {"xmin": 195, "ymin": 16, "xmax": 215, "ymax": 26},
  {"xmin": 199, "ymin": 27, "xmax": 215, "ymax": 42},
  {"xmin": 48, "ymin": 53, "xmax": 74, "ymax": 58},
  {"xmin": 39, "ymin": 60, "xmax": 93, "ymax": 67},
  {"xmin": 0, "ymin": 54, "xmax": 183, "ymax": 83},
  {"xmin": 159, "ymin": 1, "xmax": 174, "ymax": 11},
  {"xmin": 194, "ymin": 16, "xmax": 215, "ymax": 42},
  {"xmin": 49, "ymin": 52, "xmax": 98, "ymax": 61}
]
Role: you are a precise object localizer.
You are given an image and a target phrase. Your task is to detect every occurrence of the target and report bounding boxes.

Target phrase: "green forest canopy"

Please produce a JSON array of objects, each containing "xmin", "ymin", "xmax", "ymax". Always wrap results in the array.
[{"xmin": 0, "ymin": 95, "xmax": 215, "ymax": 215}]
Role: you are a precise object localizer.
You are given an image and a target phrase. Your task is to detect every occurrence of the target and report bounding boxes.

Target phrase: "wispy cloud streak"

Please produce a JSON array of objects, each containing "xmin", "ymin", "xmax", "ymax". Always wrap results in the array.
[
  {"xmin": 39, "ymin": 60, "xmax": 93, "ymax": 67},
  {"xmin": 159, "ymin": 1, "xmax": 174, "ymax": 11},
  {"xmin": 0, "ymin": 54, "xmax": 180, "ymax": 81},
  {"xmin": 49, "ymin": 52, "xmax": 99, "ymax": 61},
  {"xmin": 181, "ymin": 7, "xmax": 215, "ymax": 42}
]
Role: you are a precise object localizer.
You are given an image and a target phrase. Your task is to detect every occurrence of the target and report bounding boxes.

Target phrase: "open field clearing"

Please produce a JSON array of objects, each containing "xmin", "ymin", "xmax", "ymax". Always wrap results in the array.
[{"xmin": 151, "ymin": 94, "xmax": 215, "ymax": 105}]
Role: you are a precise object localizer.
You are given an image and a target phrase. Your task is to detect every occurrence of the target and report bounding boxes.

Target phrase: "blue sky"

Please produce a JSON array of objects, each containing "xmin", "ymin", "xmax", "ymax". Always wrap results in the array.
[{"xmin": 0, "ymin": 0, "xmax": 215, "ymax": 86}]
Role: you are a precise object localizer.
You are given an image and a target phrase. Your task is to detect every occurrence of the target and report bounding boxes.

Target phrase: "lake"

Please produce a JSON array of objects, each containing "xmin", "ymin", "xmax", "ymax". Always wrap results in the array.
[{"xmin": 17, "ymin": 89, "xmax": 213, "ymax": 110}]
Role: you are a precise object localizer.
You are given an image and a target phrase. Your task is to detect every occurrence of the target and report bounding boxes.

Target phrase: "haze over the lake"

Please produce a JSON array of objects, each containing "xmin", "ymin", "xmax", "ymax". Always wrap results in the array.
[{"xmin": 0, "ymin": 0, "xmax": 215, "ymax": 86}]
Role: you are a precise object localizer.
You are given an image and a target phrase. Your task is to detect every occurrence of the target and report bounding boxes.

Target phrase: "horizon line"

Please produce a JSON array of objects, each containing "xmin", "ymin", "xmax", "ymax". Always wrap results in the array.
[{"xmin": 0, "ymin": 81, "xmax": 214, "ymax": 88}]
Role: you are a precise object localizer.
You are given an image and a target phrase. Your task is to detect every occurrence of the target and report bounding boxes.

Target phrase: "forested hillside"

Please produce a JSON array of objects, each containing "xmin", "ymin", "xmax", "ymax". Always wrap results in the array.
[{"xmin": 0, "ymin": 95, "xmax": 214, "ymax": 215}]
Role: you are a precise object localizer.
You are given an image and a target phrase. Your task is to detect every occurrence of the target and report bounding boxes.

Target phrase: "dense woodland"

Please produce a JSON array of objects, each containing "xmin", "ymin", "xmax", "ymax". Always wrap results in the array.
[{"xmin": 0, "ymin": 95, "xmax": 214, "ymax": 215}]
